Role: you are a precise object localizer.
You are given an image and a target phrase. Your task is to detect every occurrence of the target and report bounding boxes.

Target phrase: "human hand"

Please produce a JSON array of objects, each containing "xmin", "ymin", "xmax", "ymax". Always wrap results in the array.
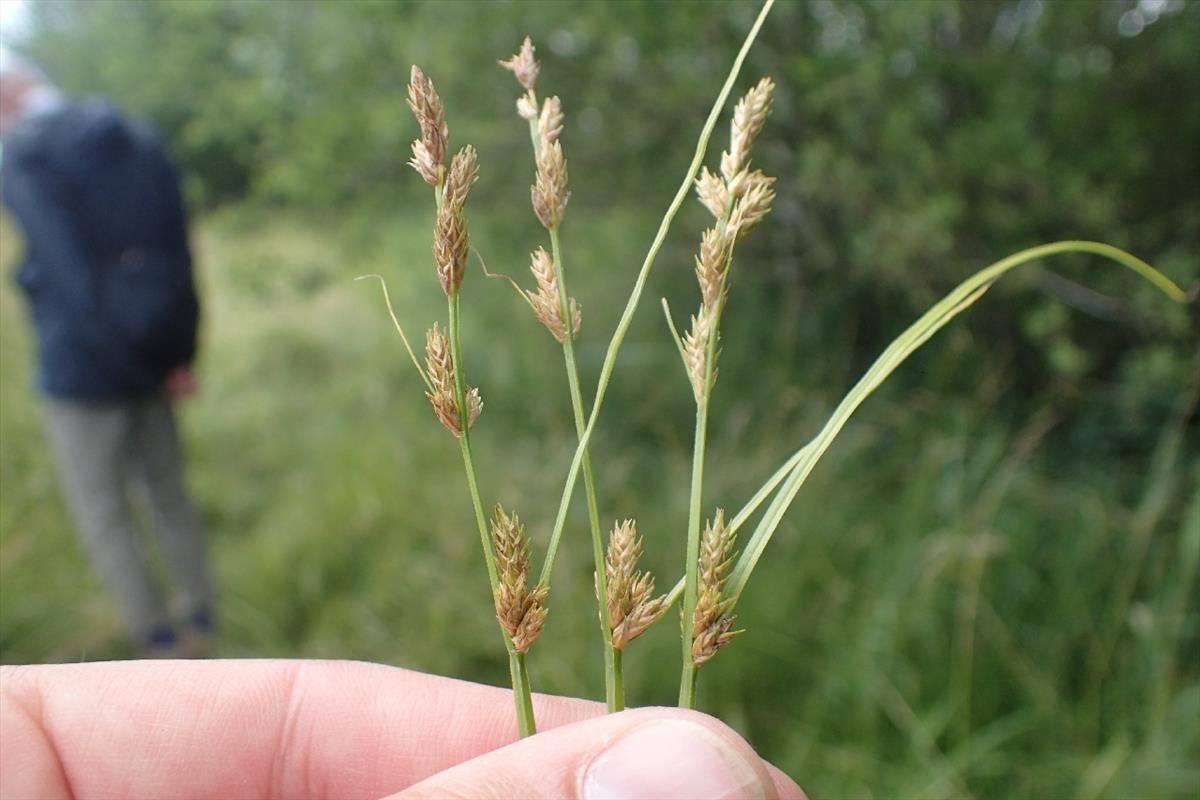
[
  {"xmin": 165, "ymin": 365, "xmax": 199, "ymax": 400},
  {"xmin": 0, "ymin": 660, "xmax": 804, "ymax": 800}
]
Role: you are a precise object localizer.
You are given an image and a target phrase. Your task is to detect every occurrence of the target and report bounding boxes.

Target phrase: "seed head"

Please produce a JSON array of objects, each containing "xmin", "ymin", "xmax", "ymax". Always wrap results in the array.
[
  {"xmin": 538, "ymin": 96, "xmax": 564, "ymax": 146},
  {"xmin": 604, "ymin": 520, "xmax": 668, "ymax": 650},
  {"xmin": 727, "ymin": 177, "xmax": 775, "ymax": 241},
  {"xmin": 499, "ymin": 37, "xmax": 540, "ymax": 92},
  {"xmin": 462, "ymin": 388, "xmax": 483, "ymax": 431},
  {"xmin": 721, "ymin": 77, "xmax": 775, "ymax": 180},
  {"xmin": 692, "ymin": 509, "xmax": 742, "ymax": 664},
  {"xmin": 409, "ymin": 139, "xmax": 440, "ymax": 186},
  {"xmin": 407, "ymin": 66, "xmax": 448, "ymax": 183},
  {"xmin": 490, "ymin": 505, "xmax": 549, "ymax": 653},
  {"xmin": 433, "ymin": 204, "xmax": 469, "ymax": 296},
  {"xmin": 695, "ymin": 167, "xmax": 729, "ymax": 219},
  {"xmin": 442, "ymin": 145, "xmax": 479, "ymax": 214},
  {"xmin": 424, "ymin": 323, "xmax": 481, "ymax": 436},
  {"xmin": 683, "ymin": 305, "xmax": 718, "ymax": 402},
  {"xmin": 526, "ymin": 247, "xmax": 581, "ymax": 343},
  {"xmin": 516, "ymin": 94, "xmax": 538, "ymax": 120},
  {"xmin": 694, "ymin": 227, "xmax": 729, "ymax": 313},
  {"xmin": 532, "ymin": 140, "xmax": 570, "ymax": 229}
]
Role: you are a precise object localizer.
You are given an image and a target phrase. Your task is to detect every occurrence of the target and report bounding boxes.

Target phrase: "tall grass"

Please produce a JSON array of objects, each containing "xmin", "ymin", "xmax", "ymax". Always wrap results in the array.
[{"xmin": 1, "ymin": 202, "xmax": 1195, "ymax": 796}]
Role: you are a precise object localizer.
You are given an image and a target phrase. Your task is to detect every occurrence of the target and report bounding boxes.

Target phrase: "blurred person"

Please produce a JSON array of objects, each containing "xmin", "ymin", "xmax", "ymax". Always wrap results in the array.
[{"xmin": 0, "ymin": 50, "xmax": 213, "ymax": 657}]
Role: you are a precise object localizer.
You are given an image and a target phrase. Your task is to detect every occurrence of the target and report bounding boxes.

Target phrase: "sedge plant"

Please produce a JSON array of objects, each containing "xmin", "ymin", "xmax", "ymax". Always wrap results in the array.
[{"xmin": 366, "ymin": 0, "xmax": 1193, "ymax": 734}]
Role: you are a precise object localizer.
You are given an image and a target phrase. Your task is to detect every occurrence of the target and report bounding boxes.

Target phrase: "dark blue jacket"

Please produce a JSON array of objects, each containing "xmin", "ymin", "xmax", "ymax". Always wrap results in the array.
[{"xmin": 2, "ymin": 99, "xmax": 198, "ymax": 400}]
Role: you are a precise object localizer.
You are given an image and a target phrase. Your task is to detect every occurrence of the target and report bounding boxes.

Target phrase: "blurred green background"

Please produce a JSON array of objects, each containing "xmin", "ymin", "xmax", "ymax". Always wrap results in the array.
[{"xmin": 1, "ymin": 1, "xmax": 1198, "ymax": 797}]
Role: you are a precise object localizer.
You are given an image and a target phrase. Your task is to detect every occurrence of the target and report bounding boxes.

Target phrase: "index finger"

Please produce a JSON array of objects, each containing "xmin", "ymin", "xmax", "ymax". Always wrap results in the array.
[{"xmin": 1, "ymin": 659, "xmax": 603, "ymax": 799}]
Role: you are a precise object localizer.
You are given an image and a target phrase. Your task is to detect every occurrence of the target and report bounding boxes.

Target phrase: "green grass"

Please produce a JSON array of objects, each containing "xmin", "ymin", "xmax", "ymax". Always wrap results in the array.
[{"xmin": 1, "ymin": 208, "xmax": 1196, "ymax": 798}]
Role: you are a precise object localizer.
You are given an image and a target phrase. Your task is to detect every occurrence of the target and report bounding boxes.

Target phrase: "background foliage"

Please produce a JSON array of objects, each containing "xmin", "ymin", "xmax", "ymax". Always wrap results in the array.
[{"xmin": 1, "ymin": 1, "xmax": 1197, "ymax": 798}]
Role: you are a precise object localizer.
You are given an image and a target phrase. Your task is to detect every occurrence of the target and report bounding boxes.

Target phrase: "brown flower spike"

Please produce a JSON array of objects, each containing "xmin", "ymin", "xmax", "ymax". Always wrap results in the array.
[
  {"xmin": 692, "ymin": 509, "xmax": 742, "ymax": 665},
  {"xmin": 532, "ymin": 139, "xmax": 570, "ymax": 229},
  {"xmin": 694, "ymin": 226, "xmax": 729, "ymax": 314},
  {"xmin": 526, "ymin": 248, "xmax": 581, "ymax": 342},
  {"xmin": 442, "ymin": 145, "xmax": 479, "ymax": 214},
  {"xmin": 695, "ymin": 167, "xmax": 729, "ymax": 219},
  {"xmin": 499, "ymin": 37, "xmax": 539, "ymax": 92},
  {"xmin": 720, "ymin": 77, "xmax": 775, "ymax": 181},
  {"xmin": 407, "ymin": 66, "xmax": 448, "ymax": 186},
  {"xmin": 424, "ymin": 323, "xmax": 482, "ymax": 437},
  {"xmin": 681, "ymin": 78, "xmax": 777, "ymax": 402},
  {"xmin": 538, "ymin": 96, "xmax": 564, "ymax": 146},
  {"xmin": 490, "ymin": 505, "xmax": 549, "ymax": 653},
  {"xmin": 728, "ymin": 177, "xmax": 776, "ymax": 242},
  {"xmin": 432, "ymin": 146, "xmax": 478, "ymax": 296},
  {"xmin": 604, "ymin": 520, "xmax": 668, "ymax": 650},
  {"xmin": 683, "ymin": 306, "xmax": 717, "ymax": 402}
]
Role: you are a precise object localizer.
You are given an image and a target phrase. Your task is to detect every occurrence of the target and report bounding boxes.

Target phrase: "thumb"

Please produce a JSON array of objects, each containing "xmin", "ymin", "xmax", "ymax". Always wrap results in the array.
[{"xmin": 391, "ymin": 706, "xmax": 805, "ymax": 800}]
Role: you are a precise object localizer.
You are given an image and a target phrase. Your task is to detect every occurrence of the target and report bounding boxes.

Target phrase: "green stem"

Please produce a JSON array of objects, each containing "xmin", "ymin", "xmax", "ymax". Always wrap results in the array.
[
  {"xmin": 508, "ymin": 652, "xmax": 536, "ymax": 738},
  {"xmin": 548, "ymin": 227, "xmax": 621, "ymax": 711},
  {"xmin": 448, "ymin": 295, "xmax": 500, "ymax": 593},
  {"xmin": 679, "ymin": 660, "xmax": 698, "ymax": 710},
  {"xmin": 676, "ymin": 179, "xmax": 739, "ymax": 708},
  {"xmin": 538, "ymin": 0, "xmax": 776, "ymax": 587},
  {"xmin": 678, "ymin": 279, "xmax": 725, "ymax": 708},
  {"xmin": 614, "ymin": 652, "xmax": 624, "ymax": 714},
  {"xmin": 679, "ymin": 397, "xmax": 709, "ymax": 708},
  {"xmin": 447, "ymin": 293, "xmax": 536, "ymax": 735}
]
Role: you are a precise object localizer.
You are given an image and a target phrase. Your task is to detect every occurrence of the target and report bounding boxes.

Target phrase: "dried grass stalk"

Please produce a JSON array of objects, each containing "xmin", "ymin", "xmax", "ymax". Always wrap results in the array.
[
  {"xmin": 720, "ymin": 77, "xmax": 775, "ymax": 181},
  {"xmin": 407, "ymin": 66, "xmax": 448, "ymax": 185},
  {"xmin": 532, "ymin": 140, "xmax": 570, "ymax": 229},
  {"xmin": 490, "ymin": 505, "xmax": 549, "ymax": 653},
  {"xmin": 604, "ymin": 520, "xmax": 667, "ymax": 650},
  {"xmin": 526, "ymin": 247, "xmax": 581, "ymax": 342},
  {"xmin": 692, "ymin": 509, "xmax": 742, "ymax": 664},
  {"xmin": 424, "ymin": 323, "xmax": 482, "ymax": 436}
]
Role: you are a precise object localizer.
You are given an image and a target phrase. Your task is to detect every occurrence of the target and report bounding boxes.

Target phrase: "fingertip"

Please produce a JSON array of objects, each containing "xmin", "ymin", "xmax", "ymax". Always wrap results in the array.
[
  {"xmin": 579, "ymin": 709, "xmax": 778, "ymax": 800},
  {"xmin": 767, "ymin": 762, "xmax": 807, "ymax": 800},
  {"xmin": 395, "ymin": 705, "xmax": 789, "ymax": 800}
]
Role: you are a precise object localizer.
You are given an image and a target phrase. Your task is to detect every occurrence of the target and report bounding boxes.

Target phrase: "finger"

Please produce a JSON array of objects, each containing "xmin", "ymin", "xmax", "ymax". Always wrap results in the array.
[
  {"xmin": 0, "ymin": 659, "xmax": 602, "ymax": 800},
  {"xmin": 392, "ymin": 706, "xmax": 806, "ymax": 800}
]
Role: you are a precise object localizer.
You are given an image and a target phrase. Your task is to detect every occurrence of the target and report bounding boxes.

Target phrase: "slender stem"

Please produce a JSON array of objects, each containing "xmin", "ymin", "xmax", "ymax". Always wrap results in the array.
[
  {"xmin": 538, "ymin": 0, "xmax": 777, "ymax": 586},
  {"xmin": 677, "ymin": 178, "xmax": 739, "ymax": 708},
  {"xmin": 448, "ymin": 295, "xmax": 500, "ymax": 593},
  {"xmin": 523, "ymin": 88, "xmax": 620, "ymax": 707},
  {"xmin": 612, "ymin": 648, "xmax": 625, "ymax": 712},
  {"xmin": 447, "ymin": 293, "xmax": 536, "ymax": 735},
  {"xmin": 679, "ymin": 398, "xmax": 710, "ymax": 708},
  {"xmin": 678, "ymin": 268, "xmax": 728, "ymax": 707},
  {"xmin": 508, "ymin": 652, "xmax": 537, "ymax": 738},
  {"xmin": 679, "ymin": 659, "xmax": 698, "ymax": 710},
  {"xmin": 549, "ymin": 227, "xmax": 621, "ymax": 711}
]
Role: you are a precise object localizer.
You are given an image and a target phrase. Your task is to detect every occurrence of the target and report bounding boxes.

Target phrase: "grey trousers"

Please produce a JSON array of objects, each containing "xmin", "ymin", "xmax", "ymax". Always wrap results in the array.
[{"xmin": 41, "ymin": 394, "xmax": 212, "ymax": 641}]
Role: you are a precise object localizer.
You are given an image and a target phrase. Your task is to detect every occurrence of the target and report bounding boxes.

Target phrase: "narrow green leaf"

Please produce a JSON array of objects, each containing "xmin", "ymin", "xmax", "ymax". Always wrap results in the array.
[{"xmin": 726, "ymin": 241, "xmax": 1191, "ymax": 606}]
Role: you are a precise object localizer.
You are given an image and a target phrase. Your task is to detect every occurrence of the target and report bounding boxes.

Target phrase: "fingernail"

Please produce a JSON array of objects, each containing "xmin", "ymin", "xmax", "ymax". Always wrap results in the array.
[{"xmin": 581, "ymin": 718, "xmax": 773, "ymax": 800}]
